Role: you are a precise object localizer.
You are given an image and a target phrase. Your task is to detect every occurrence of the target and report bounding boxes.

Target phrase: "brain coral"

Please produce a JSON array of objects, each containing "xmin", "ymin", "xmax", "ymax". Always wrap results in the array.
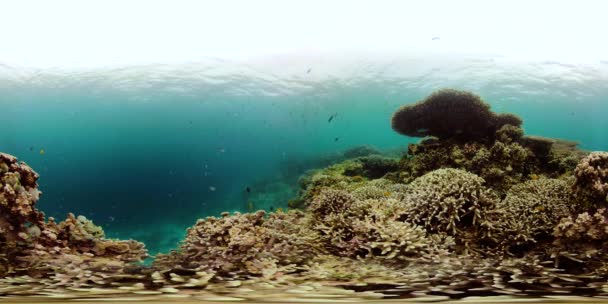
[
  {"xmin": 573, "ymin": 152, "xmax": 608, "ymax": 204},
  {"xmin": 391, "ymin": 89, "xmax": 522, "ymax": 141},
  {"xmin": 401, "ymin": 168, "xmax": 497, "ymax": 239}
]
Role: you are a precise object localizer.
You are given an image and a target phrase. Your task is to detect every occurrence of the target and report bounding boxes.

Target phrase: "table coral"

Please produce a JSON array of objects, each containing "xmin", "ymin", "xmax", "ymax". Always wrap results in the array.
[{"xmin": 391, "ymin": 89, "xmax": 522, "ymax": 141}]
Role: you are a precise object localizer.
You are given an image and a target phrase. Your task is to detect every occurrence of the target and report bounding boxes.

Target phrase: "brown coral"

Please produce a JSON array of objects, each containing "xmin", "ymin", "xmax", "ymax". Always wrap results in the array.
[
  {"xmin": 552, "ymin": 208, "xmax": 608, "ymax": 270},
  {"xmin": 401, "ymin": 169, "xmax": 497, "ymax": 235},
  {"xmin": 489, "ymin": 178, "xmax": 575, "ymax": 252},
  {"xmin": 154, "ymin": 210, "xmax": 319, "ymax": 277},
  {"xmin": 391, "ymin": 89, "xmax": 522, "ymax": 141},
  {"xmin": 0, "ymin": 152, "xmax": 147, "ymax": 279},
  {"xmin": 0, "ymin": 153, "xmax": 45, "ymax": 244},
  {"xmin": 573, "ymin": 152, "xmax": 608, "ymax": 205}
]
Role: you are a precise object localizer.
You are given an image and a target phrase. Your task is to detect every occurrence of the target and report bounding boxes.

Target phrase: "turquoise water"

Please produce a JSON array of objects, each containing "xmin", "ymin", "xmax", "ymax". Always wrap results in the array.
[{"xmin": 1, "ymin": 55, "xmax": 607, "ymax": 255}]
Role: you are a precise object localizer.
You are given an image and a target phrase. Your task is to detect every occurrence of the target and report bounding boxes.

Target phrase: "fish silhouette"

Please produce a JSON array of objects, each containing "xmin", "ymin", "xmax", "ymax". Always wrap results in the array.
[{"xmin": 328, "ymin": 113, "xmax": 338, "ymax": 123}]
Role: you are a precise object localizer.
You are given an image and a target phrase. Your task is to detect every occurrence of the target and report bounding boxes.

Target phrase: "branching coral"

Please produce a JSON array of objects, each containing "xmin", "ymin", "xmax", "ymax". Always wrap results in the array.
[
  {"xmin": 399, "ymin": 128, "xmax": 534, "ymax": 193},
  {"xmin": 573, "ymin": 152, "xmax": 608, "ymax": 205},
  {"xmin": 391, "ymin": 89, "xmax": 522, "ymax": 141},
  {"xmin": 154, "ymin": 210, "xmax": 319, "ymax": 277},
  {"xmin": 488, "ymin": 179, "xmax": 575, "ymax": 252},
  {"xmin": 310, "ymin": 195, "xmax": 439, "ymax": 261},
  {"xmin": 400, "ymin": 169, "xmax": 498, "ymax": 252},
  {"xmin": 552, "ymin": 208, "xmax": 608, "ymax": 270}
]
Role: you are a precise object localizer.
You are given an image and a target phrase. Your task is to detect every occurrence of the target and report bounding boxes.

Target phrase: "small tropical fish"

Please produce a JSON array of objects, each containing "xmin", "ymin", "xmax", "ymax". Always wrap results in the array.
[
  {"xmin": 217, "ymin": 148, "xmax": 226, "ymax": 153},
  {"xmin": 108, "ymin": 216, "xmax": 115, "ymax": 222},
  {"xmin": 535, "ymin": 206, "xmax": 545, "ymax": 212},
  {"xmin": 39, "ymin": 149, "xmax": 45, "ymax": 155},
  {"xmin": 209, "ymin": 186, "xmax": 216, "ymax": 191},
  {"xmin": 328, "ymin": 113, "xmax": 338, "ymax": 123},
  {"xmin": 307, "ymin": 68, "xmax": 311, "ymax": 73},
  {"xmin": 29, "ymin": 146, "xmax": 33, "ymax": 151},
  {"xmin": 246, "ymin": 186, "xmax": 251, "ymax": 193},
  {"xmin": 334, "ymin": 137, "xmax": 340, "ymax": 142}
]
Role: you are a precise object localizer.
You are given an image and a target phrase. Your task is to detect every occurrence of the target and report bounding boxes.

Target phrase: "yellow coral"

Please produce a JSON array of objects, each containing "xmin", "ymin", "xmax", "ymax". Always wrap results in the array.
[{"xmin": 351, "ymin": 175, "xmax": 365, "ymax": 182}]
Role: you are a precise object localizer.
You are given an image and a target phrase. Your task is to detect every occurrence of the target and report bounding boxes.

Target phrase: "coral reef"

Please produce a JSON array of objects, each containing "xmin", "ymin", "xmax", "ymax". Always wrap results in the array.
[
  {"xmin": 398, "ymin": 124, "xmax": 586, "ymax": 194},
  {"xmin": 2, "ymin": 89, "xmax": 607, "ymax": 301},
  {"xmin": 0, "ymin": 152, "xmax": 44, "ymax": 245},
  {"xmin": 0, "ymin": 153, "xmax": 147, "ymax": 281},
  {"xmin": 391, "ymin": 89, "xmax": 522, "ymax": 141}
]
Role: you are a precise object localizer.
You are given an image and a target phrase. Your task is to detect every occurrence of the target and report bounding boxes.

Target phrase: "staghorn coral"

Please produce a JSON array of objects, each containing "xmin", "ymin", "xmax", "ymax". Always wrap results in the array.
[
  {"xmin": 573, "ymin": 152, "xmax": 608, "ymax": 205},
  {"xmin": 488, "ymin": 178, "xmax": 575, "ymax": 252},
  {"xmin": 400, "ymin": 169, "xmax": 498, "ymax": 251},
  {"xmin": 310, "ymin": 193, "xmax": 440, "ymax": 261},
  {"xmin": 391, "ymin": 89, "xmax": 522, "ymax": 141},
  {"xmin": 308, "ymin": 189, "xmax": 356, "ymax": 220}
]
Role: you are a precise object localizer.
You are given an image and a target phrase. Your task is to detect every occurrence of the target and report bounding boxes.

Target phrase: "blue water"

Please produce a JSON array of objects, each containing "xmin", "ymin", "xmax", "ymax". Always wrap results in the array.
[{"xmin": 1, "ymin": 55, "xmax": 607, "ymax": 255}]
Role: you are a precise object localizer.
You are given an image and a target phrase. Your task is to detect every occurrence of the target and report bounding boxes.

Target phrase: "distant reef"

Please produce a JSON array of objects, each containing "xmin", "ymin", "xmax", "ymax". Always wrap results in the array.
[{"xmin": 2, "ymin": 89, "xmax": 608, "ymax": 301}]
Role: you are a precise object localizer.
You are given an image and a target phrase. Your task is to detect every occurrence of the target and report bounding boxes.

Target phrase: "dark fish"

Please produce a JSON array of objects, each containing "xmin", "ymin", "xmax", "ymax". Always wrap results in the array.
[
  {"xmin": 334, "ymin": 137, "xmax": 340, "ymax": 142},
  {"xmin": 246, "ymin": 186, "xmax": 251, "ymax": 193},
  {"xmin": 328, "ymin": 113, "xmax": 338, "ymax": 123},
  {"xmin": 269, "ymin": 206, "xmax": 275, "ymax": 211},
  {"xmin": 307, "ymin": 68, "xmax": 311, "ymax": 73},
  {"xmin": 29, "ymin": 146, "xmax": 33, "ymax": 151}
]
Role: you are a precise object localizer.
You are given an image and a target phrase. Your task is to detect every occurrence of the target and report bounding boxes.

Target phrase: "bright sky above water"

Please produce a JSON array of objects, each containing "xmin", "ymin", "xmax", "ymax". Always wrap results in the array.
[{"xmin": 0, "ymin": 0, "xmax": 607, "ymax": 68}]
